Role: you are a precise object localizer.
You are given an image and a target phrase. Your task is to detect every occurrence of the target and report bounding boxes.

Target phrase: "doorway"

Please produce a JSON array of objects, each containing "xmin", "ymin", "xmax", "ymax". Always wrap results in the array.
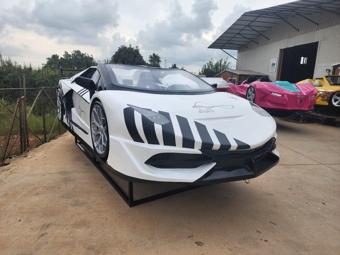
[{"xmin": 277, "ymin": 42, "xmax": 318, "ymax": 82}]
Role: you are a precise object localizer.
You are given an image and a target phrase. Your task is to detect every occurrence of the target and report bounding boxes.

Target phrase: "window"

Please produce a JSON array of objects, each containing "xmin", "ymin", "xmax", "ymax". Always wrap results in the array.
[
  {"xmin": 92, "ymin": 70, "xmax": 100, "ymax": 84},
  {"xmin": 107, "ymin": 65, "xmax": 214, "ymax": 93},
  {"xmin": 326, "ymin": 76, "xmax": 340, "ymax": 86}
]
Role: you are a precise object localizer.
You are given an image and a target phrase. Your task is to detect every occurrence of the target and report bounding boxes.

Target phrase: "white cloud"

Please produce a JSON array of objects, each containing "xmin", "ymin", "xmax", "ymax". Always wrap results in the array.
[
  {"xmin": 1, "ymin": 0, "xmax": 119, "ymax": 45},
  {"xmin": 0, "ymin": 0, "xmax": 296, "ymax": 71},
  {"xmin": 138, "ymin": 0, "xmax": 217, "ymax": 50},
  {"xmin": 137, "ymin": 0, "xmax": 225, "ymax": 70}
]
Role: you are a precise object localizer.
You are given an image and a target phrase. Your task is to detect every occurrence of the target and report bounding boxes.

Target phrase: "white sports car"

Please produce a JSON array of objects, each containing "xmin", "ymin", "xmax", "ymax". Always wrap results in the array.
[{"xmin": 57, "ymin": 64, "xmax": 279, "ymax": 183}]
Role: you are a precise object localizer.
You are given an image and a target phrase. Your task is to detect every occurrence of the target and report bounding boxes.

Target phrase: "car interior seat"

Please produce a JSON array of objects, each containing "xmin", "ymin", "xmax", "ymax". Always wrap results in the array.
[
  {"xmin": 246, "ymin": 76, "xmax": 258, "ymax": 84},
  {"xmin": 137, "ymin": 72, "xmax": 157, "ymax": 88},
  {"xmin": 259, "ymin": 76, "xmax": 272, "ymax": 82}
]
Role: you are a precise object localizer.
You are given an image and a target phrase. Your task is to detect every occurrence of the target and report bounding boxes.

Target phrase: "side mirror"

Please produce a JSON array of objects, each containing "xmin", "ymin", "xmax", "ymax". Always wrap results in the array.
[
  {"xmin": 74, "ymin": 76, "xmax": 96, "ymax": 91},
  {"xmin": 210, "ymin": 83, "xmax": 218, "ymax": 89}
]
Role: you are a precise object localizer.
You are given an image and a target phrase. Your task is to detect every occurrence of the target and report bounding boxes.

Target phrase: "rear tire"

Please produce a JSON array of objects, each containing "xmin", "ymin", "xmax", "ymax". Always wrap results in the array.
[
  {"xmin": 90, "ymin": 101, "xmax": 109, "ymax": 160},
  {"xmin": 57, "ymin": 89, "xmax": 65, "ymax": 121},
  {"xmin": 246, "ymin": 87, "xmax": 256, "ymax": 103}
]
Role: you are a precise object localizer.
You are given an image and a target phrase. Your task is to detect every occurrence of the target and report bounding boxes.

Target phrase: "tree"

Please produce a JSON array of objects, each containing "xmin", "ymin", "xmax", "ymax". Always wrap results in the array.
[
  {"xmin": 0, "ymin": 54, "xmax": 60, "ymax": 94},
  {"xmin": 148, "ymin": 53, "xmax": 161, "ymax": 67},
  {"xmin": 45, "ymin": 54, "xmax": 60, "ymax": 69},
  {"xmin": 199, "ymin": 58, "xmax": 230, "ymax": 77},
  {"xmin": 171, "ymin": 64, "xmax": 177, "ymax": 69},
  {"xmin": 45, "ymin": 50, "xmax": 96, "ymax": 70},
  {"xmin": 110, "ymin": 45, "xmax": 146, "ymax": 65}
]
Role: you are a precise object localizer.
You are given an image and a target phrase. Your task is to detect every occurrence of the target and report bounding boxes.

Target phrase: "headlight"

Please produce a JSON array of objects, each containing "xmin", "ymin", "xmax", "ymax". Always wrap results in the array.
[
  {"xmin": 271, "ymin": 92, "xmax": 282, "ymax": 97},
  {"xmin": 128, "ymin": 104, "xmax": 170, "ymax": 125},
  {"xmin": 250, "ymin": 102, "xmax": 271, "ymax": 117}
]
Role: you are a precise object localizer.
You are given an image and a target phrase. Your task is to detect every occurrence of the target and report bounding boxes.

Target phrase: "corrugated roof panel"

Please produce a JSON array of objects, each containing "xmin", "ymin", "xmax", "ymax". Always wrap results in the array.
[{"xmin": 209, "ymin": 0, "xmax": 340, "ymax": 50}]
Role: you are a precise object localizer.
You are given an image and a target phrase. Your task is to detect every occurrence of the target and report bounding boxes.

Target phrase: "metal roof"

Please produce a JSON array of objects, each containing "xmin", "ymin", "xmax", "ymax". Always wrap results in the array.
[{"xmin": 209, "ymin": 0, "xmax": 340, "ymax": 50}]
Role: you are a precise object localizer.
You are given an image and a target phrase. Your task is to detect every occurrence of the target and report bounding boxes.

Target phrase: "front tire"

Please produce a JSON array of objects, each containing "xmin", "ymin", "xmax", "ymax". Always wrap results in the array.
[
  {"xmin": 330, "ymin": 92, "xmax": 340, "ymax": 108},
  {"xmin": 90, "ymin": 101, "xmax": 109, "ymax": 160},
  {"xmin": 246, "ymin": 87, "xmax": 256, "ymax": 103}
]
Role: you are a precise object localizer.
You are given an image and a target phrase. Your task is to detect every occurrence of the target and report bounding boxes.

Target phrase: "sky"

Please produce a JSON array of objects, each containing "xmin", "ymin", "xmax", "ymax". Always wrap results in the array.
[{"xmin": 0, "ymin": 0, "xmax": 293, "ymax": 72}]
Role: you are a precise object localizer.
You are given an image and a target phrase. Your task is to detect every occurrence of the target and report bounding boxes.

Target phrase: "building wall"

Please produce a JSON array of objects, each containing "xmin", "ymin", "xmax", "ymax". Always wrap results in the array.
[{"xmin": 237, "ymin": 13, "xmax": 340, "ymax": 80}]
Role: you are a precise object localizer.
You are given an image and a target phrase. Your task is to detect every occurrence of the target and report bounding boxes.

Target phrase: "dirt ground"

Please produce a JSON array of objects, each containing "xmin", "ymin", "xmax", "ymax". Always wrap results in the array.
[{"xmin": 1, "ymin": 119, "xmax": 339, "ymax": 255}]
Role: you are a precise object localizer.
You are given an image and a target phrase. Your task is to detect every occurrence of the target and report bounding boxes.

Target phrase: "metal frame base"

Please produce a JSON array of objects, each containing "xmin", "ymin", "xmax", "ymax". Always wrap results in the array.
[{"xmin": 74, "ymin": 136, "xmax": 204, "ymax": 207}]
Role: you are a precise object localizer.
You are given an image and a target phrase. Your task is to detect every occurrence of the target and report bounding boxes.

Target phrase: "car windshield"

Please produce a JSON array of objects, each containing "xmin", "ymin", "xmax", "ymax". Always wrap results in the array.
[
  {"xmin": 326, "ymin": 76, "xmax": 340, "ymax": 85},
  {"xmin": 107, "ymin": 65, "xmax": 214, "ymax": 93}
]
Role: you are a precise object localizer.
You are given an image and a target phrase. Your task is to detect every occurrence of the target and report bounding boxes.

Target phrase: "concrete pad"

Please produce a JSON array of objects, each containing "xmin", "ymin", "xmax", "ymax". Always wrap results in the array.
[
  {"xmin": 276, "ymin": 119, "xmax": 340, "ymax": 164},
  {"xmin": 0, "ymin": 120, "xmax": 340, "ymax": 255}
]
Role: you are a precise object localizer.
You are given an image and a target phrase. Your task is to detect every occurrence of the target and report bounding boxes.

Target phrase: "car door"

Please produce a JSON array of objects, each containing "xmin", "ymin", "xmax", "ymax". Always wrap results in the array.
[{"xmin": 72, "ymin": 68, "xmax": 98, "ymax": 136}]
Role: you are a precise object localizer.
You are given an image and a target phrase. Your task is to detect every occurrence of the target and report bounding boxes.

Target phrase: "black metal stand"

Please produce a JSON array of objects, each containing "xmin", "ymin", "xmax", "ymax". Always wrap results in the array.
[{"xmin": 74, "ymin": 136, "xmax": 203, "ymax": 207}]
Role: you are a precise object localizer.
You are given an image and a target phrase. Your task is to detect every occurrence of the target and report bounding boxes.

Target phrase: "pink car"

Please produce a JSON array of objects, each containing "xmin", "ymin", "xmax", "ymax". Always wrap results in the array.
[{"xmin": 227, "ymin": 77, "xmax": 317, "ymax": 115}]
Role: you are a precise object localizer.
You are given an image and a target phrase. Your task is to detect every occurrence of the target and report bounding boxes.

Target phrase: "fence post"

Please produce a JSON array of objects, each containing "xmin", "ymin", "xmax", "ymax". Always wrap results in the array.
[
  {"xmin": 18, "ymin": 96, "xmax": 29, "ymax": 153},
  {"xmin": 1, "ymin": 99, "xmax": 20, "ymax": 164},
  {"xmin": 23, "ymin": 73, "xmax": 26, "ymax": 98},
  {"xmin": 23, "ymin": 97, "xmax": 29, "ymax": 149},
  {"xmin": 41, "ymin": 97, "xmax": 47, "ymax": 143},
  {"xmin": 19, "ymin": 97, "xmax": 24, "ymax": 153}
]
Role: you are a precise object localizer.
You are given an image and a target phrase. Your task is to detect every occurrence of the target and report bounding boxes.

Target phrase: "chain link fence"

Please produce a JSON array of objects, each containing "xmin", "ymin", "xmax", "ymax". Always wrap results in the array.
[
  {"xmin": 0, "ymin": 87, "xmax": 66, "ymax": 165},
  {"xmin": 0, "ymin": 68, "xmax": 85, "ymax": 165}
]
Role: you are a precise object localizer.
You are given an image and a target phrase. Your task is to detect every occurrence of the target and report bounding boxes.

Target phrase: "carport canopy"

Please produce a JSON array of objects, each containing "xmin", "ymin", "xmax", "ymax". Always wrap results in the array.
[{"xmin": 209, "ymin": 0, "xmax": 340, "ymax": 50}]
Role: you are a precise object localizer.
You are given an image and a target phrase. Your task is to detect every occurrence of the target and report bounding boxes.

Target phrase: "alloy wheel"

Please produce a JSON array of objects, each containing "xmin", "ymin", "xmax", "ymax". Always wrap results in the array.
[
  {"xmin": 246, "ymin": 87, "xmax": 256, "ymax": 103},
  {"xmin": 57, "ymin": 89, "xmax": 63, "ymax": 120},
  {"xmin": 91, "ymin": 102, "xmax": 109, "ymax": 158},
  {"xmin": 331, "ymin": 92, "xmax": 340, "ymax": 108}
]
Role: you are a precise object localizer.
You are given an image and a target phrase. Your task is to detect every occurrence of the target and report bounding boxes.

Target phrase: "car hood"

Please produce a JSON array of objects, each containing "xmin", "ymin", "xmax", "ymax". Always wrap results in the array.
[{"xmin": 102, "ymin": 90, "xmax": 277, "ymax": 150}]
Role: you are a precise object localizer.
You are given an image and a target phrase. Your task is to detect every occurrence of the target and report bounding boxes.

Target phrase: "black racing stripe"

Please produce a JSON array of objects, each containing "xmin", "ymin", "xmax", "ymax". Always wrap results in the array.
[
  {"xmin": 176, "ymin": 116, "xmax": 195, "ymax": 149},
  {"xmin": 195, "ymin": 121, "xmax": 213, "ymax": 150},
  {"xmin": 234, "ymin": 138, "xmax": 251, "ymax": 150},
  {"xmin": 213, "ymin": 129, "xmax": 231, "ymax": 151},
  {"xmin": 159, "ymin": 111, "xmax": 175, "ymax": 146},
  {"xmin": 78, "ymin": 88, "xmax": 86, "ymax": 95},
  {"xmin": 79, "ymin": 89, "xmax": 88, "ymax": 96},
  {"xmin": 123, "ymin": 107, "xmax": 144, "ymax": 143},
  {"xmin": 142, "ymin": 115, "xmax": 159, "ymax": 145},
  {"xmin": 81, "ymin": 91, "xmax": 88, "ymax": 96}
]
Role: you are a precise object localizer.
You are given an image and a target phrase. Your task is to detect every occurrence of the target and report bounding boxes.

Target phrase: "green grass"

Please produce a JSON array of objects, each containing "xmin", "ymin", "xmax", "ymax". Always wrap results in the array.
[
  {"xmin": 0, "ymin": 99, "xmax": 66, "ymax": 160},
  {"xmin": 0, "ymin": 99, "xmax": 64, "ymax": 137}
]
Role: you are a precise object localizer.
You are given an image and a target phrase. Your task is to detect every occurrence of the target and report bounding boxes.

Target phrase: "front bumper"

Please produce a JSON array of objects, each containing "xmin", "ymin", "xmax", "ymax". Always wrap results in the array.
[
  {"xmin": 146, "ymin": 138, "xmax": 279, "ymax": 184},
  {"xmin": 107, "ymin": 134, "xmax": 279, "ymax": 183}
]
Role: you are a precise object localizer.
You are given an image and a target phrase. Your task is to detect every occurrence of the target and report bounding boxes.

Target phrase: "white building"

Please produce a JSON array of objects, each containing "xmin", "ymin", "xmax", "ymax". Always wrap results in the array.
[{"xmin": 209, "ymin": 0, "xmax": 340, "ymax": 82}]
